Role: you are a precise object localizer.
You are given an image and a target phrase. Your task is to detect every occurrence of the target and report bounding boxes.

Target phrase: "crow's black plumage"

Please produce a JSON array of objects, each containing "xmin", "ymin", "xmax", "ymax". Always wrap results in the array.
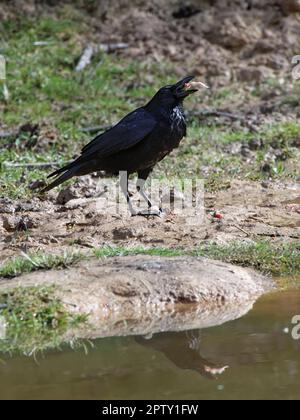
[{"xmin": 42, "ymin": 76, "xmax": 204, "ymax": 215}]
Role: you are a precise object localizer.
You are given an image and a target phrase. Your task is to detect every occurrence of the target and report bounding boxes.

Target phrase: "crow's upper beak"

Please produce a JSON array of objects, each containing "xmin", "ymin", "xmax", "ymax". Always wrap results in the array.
[{"xmin": 173, "ymin": 75, "xmax": 209, "ymax": 98}]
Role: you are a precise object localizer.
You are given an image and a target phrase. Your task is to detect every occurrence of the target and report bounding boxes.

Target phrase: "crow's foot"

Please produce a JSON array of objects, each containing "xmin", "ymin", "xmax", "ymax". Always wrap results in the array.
[{"xmin": 131, "ymin": 206, "xmax": 164, "ymax": 218}]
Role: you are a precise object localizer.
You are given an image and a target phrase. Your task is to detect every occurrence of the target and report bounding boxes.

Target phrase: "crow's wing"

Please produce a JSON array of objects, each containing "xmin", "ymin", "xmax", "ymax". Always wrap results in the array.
[{"xmin": 80, "ymin": 108, "xmax": 157, "ymax": 159}]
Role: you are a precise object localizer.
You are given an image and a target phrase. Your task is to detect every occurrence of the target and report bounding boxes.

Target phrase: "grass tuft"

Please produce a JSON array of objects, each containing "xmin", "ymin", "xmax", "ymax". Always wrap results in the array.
[
  {"xmin": 0, "ymin": 251, "xmax": 86, "ymax": 278},
  {"xmin": 0, "ymin": 285, "xmax": 87, "ymax": 355},
  {"xmin": 196, "ymin": 241, "xmax": 300, "ymax": 277}
]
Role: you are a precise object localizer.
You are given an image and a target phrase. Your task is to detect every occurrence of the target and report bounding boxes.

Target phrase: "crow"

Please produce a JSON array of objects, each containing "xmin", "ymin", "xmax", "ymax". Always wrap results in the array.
[{"xmin": 42, "ymin": 76, "xmax": 208, "ymax": 216}]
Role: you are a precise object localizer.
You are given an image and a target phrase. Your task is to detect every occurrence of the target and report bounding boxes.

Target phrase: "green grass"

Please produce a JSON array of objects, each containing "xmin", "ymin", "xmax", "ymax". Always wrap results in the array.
[
  {"xmin": 0, "ymin": 285, "xmax": 87, "ymax": 355},
  {"xmin": 0, "ymin": 250, "xmax": 86, "ymax": 278},
  {"xmin": 197, "ymin": 241, "xmax": 300, "ymax": 277},
  {"xmin": 158, "ymin": 119, "xmax": 300, "ymax": 183},
  {"xmin": 3, "ymin": 116, "xmax": 299, "ymax": 198},
  {"xmin": 93, "ymin": 246, "xmax": 184, "ymax": 259},
  {"xmin": 1, "ymin": 241, "xmax": 299, "ymax": 279}
]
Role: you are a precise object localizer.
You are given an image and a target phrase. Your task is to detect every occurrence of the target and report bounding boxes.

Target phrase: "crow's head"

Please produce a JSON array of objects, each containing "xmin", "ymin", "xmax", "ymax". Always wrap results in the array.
[{"xmin": 151, "ymin": 76, "xmax": 209, "ymax": 107}]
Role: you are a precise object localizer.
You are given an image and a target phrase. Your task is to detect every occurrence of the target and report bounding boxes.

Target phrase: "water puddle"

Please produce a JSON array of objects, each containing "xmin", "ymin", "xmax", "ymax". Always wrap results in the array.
[{"xmin": 0, "ymin": 289, "xmax": 300, "ymax": 400}]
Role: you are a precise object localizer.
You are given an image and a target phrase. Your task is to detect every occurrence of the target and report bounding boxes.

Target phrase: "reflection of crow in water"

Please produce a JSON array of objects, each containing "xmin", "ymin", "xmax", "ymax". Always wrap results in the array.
[
  {"xmin": 136, "ymin": 331, "xmax": 229, "ymax": 380},
  {"xmin": 42, "ymin": 76, "xmax": 208, "ymax": 216}
]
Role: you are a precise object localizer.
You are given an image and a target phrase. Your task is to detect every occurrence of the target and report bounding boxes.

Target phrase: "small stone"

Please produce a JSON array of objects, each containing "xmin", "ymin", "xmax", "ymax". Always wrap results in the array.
[
  {"xmin": 0, "ymin": 198, "xmax": 15, "ymax": 214},
  {"xmin": 241, "ymin": 144, "xmax": 251, "ymax": 157},
  {"xmin": 260, "ymin": 103, "xmax": 276, "ymax": 115},
  {"xmin": 56, "ymin": 186, "xmax": 79, "ymax": 205},
  {"xmin": 237, "ymin": 66, "xmax": 272, "ymax": 83},
  {"xmin": 28, "ymin": 180, "xmax": 46, "ymax": 191},
  {"xmin": 260, "ymin": 162, "xmax": 272, "ymax": 173},
  {"xmin": 292, "ymin": 138, "xmax": 300, "ymax": 148},
  {"xmin": 248, "ymin": 138, "xmax": 263, "ymax": 150},
  {"xmin": 2, "ymin": 215, "xmax": 37, "ymax": 232},
  {"xmin": 274, "ymin": 149, "xmax": 287, "ymax": 161},
  {"xmin": 65, "ymin": 198, "xmax": 92, "ymax": 210},
  {"xmin": 280, "ymin": 0, "xmax": 300, "ymax": 13},
  {"xmin": 261, "ymin": 181, "xmax": 270, "ymax": 189},
  {"xmin": 113, "ymin": 227, "xmax": 140, "ymax": 240}
]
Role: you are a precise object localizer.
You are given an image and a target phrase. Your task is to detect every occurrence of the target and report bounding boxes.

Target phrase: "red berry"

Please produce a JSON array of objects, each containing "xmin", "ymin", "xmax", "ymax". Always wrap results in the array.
[{"xmin": 214, "ymin": 212, "xmax": 223, "ymax": 219}]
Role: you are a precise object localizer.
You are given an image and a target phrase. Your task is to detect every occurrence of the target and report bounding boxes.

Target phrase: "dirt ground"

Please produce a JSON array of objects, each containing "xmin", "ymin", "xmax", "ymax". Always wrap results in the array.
[
  {"xmin": 1, "ymin": 0, "xmax": 300, "ymax": 87},
  {"xmin": 0, "ymin": 178, "xmax": 299, "ymax": 263}
]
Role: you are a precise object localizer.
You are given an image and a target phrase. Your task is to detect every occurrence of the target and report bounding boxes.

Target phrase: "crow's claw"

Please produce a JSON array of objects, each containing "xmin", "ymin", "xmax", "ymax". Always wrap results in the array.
[{"xmin": 131, "ymin": 206, "xmax": 165, "ymax": 218}]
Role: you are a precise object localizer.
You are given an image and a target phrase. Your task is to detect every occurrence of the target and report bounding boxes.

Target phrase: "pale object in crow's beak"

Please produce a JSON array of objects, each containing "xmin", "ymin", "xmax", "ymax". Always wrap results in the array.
[{"xmin": 184, "ymin": 81, "xmax": 210, "ymax": 90}]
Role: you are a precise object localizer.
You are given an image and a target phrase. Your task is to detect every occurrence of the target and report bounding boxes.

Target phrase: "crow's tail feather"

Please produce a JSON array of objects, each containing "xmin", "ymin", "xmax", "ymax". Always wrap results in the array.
[
  {"xmin": 42, "ymin": 158, "xmax": 97, "ymax": 193},
  {"xmin": 47, "ymin": 161, "xmax": 75, "ymax": 178},
  {"xmin": 41, "ymin": 168, "xmax": 77, "ymax": 193}
]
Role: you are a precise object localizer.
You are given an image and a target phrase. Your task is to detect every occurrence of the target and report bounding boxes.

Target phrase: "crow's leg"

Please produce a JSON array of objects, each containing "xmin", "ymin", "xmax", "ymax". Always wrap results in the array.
[
  {"xmin": 120, "ymin": 171, "xmax": 136, "ymax": 216},
  {"xmin": 136, "ymin": 169, "xmax": 163, "ymax": 217},
  {"xmin": 136, "ymin": 178, "xmax": 152, "ymax": 208},
  {"xmin": 137, "ymin": 168, "xmax": 153, "ymax": 208}
]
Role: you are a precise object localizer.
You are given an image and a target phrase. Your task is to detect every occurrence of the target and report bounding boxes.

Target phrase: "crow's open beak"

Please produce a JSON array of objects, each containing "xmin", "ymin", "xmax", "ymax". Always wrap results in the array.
[{"xmin": 173, "ymin": 75, "xmax": 209, "ymax": 98}]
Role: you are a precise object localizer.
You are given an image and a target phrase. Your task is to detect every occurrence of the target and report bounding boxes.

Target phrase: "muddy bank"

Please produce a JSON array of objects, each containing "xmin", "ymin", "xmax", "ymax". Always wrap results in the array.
[{"xmin": 0, "ymin": 255, "xmax": 274, "ymax": 338}]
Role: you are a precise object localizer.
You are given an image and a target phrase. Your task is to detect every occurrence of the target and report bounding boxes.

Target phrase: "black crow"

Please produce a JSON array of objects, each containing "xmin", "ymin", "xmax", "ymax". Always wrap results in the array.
[{"xmin": 42, "ymin": 76, "xmax": 208, "ymax": 215}]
